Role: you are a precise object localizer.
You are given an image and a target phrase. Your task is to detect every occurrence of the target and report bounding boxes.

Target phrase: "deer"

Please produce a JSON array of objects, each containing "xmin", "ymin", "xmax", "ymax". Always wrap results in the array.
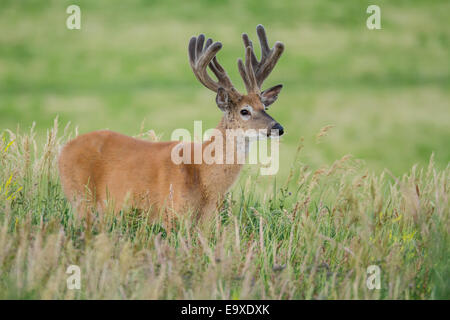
[{"xmin": 58, "ymin": 25, "xmax": 285, "ymax": 231}]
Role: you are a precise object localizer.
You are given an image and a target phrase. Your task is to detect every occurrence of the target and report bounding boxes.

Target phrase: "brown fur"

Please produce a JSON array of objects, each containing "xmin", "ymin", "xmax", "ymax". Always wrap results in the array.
[{"xmin": 58, "ymin": 26, "xmax": 284, "ymax": 231}]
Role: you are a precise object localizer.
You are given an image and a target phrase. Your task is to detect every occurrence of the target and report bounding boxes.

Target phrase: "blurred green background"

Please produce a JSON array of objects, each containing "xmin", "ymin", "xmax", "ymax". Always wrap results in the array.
[{"xmin": 0, "ymin": 0, "xmax": 449, "ymax": 180}]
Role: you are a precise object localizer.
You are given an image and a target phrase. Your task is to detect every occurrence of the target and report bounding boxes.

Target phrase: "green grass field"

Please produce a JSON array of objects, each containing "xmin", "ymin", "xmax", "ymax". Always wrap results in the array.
[{"xmin": 0, "ymin": 0, "xmax": 449, "ymax": 299}]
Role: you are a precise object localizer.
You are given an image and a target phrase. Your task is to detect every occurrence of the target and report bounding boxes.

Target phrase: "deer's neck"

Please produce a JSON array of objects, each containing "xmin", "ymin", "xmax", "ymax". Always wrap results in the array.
[{"xmin": 199, "ymin": 117, "xmax": 248, "ymax": 199}]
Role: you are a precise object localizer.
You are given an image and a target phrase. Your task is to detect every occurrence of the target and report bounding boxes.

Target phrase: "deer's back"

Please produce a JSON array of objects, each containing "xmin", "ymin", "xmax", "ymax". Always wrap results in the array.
[{"xmin": 58, "ymin": 130, "xmax": 201, "ymax": 213}]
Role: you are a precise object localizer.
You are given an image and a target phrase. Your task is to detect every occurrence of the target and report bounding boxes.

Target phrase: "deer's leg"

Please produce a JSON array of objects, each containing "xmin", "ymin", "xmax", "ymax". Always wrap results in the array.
[
  {"xmin": 200, "ymin": 196, "xmax": 222, "ymax": 221},
  {"xmin": 67, "ymin": 192, "xmax": 96, "ymax": 235},
  {"xmin": 161, "ymin": 207, "xmax": 175, "ymax": 235},
  {"xmin": 62, "ymin": 175, "xmax": 99, "ymax": 233}
]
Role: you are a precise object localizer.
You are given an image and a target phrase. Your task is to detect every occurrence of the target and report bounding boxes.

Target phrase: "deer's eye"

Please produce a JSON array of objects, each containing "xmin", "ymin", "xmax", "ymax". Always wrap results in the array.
[{"xmin": 240, "ymin": 109, "xmax": 250, "ymax": 116}]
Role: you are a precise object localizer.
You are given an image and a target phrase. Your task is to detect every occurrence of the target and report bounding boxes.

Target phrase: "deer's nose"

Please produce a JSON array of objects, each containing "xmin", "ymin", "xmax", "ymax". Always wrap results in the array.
[{"xmin": 271, "ymin": 123, "xmax": 284, "ymax": 136}]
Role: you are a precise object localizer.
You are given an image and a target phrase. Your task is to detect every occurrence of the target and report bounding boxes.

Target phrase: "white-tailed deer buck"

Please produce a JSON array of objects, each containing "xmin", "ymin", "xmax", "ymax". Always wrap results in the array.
[{"xmin": 58, "ymin": 25, "xmax": 285, "ymax": 230}]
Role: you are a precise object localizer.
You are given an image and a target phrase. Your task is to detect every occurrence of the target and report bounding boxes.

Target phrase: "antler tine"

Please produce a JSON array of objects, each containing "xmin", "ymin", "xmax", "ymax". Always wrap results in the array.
[
  {"xmin": 196, "ymin": 34, "xmax": 205, "ymax": 59},
  {"xmin": 256, "ymin": 24, "xmax": 271, "ymax": 59},
  {"xmin": 209, "ymin": 56, "xmax": 234, "ymax": 89},
  {"xmin": 237, "ymin": 58, "xmax": 250, "ymax": 93},
  {"xmin": 237, "ymin": 46, "xmax": 259, "ymax": 93},
  {"xmin": 255, "ymin": 24, "xmax": 284, "ymax": 87},
  {"xmin": 241, "ymin": 24, "xmax": 285, "ymax": 90},
  {"xmin": 242, "ymin": 33, "xmax": 258, "ymax": 71},
  {"xmin": 188, "ymin": 34, "xmax": 236, "ymax": 94},
  {"xmin": 204, "ymin": 38, "xmax": 213, "ymax": 51}
]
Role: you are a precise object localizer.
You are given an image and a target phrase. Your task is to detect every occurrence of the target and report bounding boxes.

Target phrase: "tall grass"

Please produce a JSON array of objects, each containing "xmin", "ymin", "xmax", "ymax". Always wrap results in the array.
[
  {"xmin": 0, "ymin": 120, "xmax": 448, "ymax": 299},
  {"xmin": 1, "ymin": 0, "xmax": 449, "ymax": 178}
]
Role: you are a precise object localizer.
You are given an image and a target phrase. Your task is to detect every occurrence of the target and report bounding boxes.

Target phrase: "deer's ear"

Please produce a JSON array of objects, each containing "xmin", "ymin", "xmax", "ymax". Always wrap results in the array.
[
  {"xmin": 260, "ymin": 84, "xmax": 283, "ymax": 107},
  {"xmin": 216, "ymin": 87, "xmax": 229, "ymax": 111}
]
